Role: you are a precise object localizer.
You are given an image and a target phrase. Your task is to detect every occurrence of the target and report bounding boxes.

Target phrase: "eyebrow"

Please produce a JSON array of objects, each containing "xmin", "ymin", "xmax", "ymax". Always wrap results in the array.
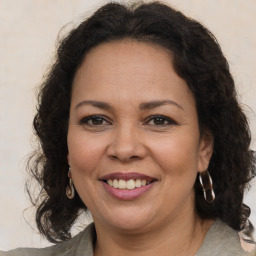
[
  {"xmin": 75, "ymin": 100, "xmax": 183, "ymax": 111},
  {"xmin": 139, "ymin": 100, "xmax": 183, "ymax": 111},
  {"xmin": 75, "ymin": 100, "xmax": 113, "ymax": 111}
]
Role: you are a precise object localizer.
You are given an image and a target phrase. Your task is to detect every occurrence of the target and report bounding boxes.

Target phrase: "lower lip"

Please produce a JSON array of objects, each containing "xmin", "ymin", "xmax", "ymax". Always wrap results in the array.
[{"xmin": 102, "ymin": 181, "xmax": 155, "ymax": 200}]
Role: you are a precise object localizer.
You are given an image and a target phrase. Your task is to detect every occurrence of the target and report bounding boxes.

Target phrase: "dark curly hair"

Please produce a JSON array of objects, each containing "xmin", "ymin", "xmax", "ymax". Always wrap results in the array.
[{"xmin": 27, "ymin": 1, "xmax": 256, "ymax": 243}]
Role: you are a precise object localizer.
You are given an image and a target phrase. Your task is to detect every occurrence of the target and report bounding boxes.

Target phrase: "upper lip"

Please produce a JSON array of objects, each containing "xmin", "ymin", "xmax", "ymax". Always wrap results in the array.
[{"xmin": 99, "ymin": 172, "xmax": 157, "ymax": 182}]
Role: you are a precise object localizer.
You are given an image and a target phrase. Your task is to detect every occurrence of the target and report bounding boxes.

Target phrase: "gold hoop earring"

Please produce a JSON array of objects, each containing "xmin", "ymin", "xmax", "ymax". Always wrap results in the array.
[
  {"xmin": 66, "ymin": 167, "xmax": 75, "ymax": 199},
  {"xmin": 199, "ymin": 170, "xmax": 215, "ymax": 203}
]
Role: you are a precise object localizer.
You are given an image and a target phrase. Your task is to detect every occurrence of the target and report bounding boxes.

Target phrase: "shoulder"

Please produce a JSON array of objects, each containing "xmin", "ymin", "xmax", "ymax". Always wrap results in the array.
[
  {"xmin": 197, "ymin": 219, "xmax": 247, "ymax": 256},
  {"xmin": 0, "ymin": 223, "xmax": 95, "ymax": 256}
]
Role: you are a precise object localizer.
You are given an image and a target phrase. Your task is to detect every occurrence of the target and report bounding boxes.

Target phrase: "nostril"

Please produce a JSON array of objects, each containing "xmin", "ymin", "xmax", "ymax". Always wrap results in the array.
[
  {"xmin": 108, "ymin": 154, "xmax": 139, "ymax": 162},
  {"xmin": 109, "ymin": 155, "xmax": 122, "ymax": 161}
]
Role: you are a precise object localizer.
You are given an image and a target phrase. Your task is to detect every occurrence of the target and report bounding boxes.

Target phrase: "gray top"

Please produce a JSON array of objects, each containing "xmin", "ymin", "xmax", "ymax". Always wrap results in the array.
[
  {"xmin": 196, "ymin": 219, "xmax": 246, "ymax": 256},
  {"xmin": 0, "ymin": 219, "xmax": 246, "ymax": 256}
]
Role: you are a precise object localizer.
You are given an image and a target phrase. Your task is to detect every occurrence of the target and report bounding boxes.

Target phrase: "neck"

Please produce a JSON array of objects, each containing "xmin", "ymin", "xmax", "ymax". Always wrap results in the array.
[{"xmin": 93, "ymin": 213, "xmax": 214, "ymax": 256}]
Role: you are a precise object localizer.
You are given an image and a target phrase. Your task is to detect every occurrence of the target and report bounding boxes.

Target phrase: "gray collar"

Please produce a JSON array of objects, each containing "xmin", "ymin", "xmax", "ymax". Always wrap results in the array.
[
  {"xmin": 39, "ymin": 220, "xmax": 245, "ymax": 256},
  {"xmin": 75, "ymin": 220, "xmax": 246, "ymax": 256},
  {"xmin": 196, "ymin": 219, "xmax": 246, "ymax": 256}
]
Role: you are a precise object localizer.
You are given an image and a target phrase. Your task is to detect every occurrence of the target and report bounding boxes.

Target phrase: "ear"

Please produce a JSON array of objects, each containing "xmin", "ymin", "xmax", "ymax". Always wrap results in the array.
[{"xmin": 197, "ymin": 130, "xmax": 214, "ymax": 173}]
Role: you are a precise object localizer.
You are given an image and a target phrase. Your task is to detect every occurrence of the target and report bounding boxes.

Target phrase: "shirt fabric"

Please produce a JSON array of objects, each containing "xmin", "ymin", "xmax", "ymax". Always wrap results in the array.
[{"xmin": 0, "ymin": 219, "xmax": 246, "ymax": 256}]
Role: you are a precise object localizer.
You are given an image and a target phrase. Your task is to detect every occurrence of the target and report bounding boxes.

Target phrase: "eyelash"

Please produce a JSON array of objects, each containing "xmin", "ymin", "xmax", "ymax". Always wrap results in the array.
[
  {"xmin": 78, "ymin": 115, "xmax": 177, "ymax": 127},
  {"xmin": 146, "ymin": 115, "xmax": 177, "ymax": 126},
  {"xmin": 79, "ymin": 115, "xmax": 111, "ymax": 126}
]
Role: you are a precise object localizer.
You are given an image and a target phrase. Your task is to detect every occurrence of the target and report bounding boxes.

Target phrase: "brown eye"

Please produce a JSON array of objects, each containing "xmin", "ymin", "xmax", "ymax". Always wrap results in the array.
[
  {"xmin": 152, "ymin": 117, "xmax": 167, "ymax": 125},
  {"xmin": 79, "ymin": 115, "xmax": 111, "ymax": 126},
  {"xmin": 146, "ymin": 115, "xmax": 177, "ymax": 126},
  {"xmin": 90, "ymin": 117, "xmax": 105, "ymax": 125}
]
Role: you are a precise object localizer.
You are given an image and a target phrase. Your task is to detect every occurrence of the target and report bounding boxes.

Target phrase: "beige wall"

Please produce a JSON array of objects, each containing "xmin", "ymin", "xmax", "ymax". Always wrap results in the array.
[{"xmin": 0, "ymin": 0, "xmax": 255, "ymax": 250}]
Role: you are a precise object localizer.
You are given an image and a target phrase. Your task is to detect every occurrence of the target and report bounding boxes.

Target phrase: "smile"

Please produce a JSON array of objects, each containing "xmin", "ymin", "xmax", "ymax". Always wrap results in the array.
[
  {"xmin": 99, "ymin": 172, "xmax": 157, "ymax": 200},
  {"xmin": 106, "ymin": 178, "xmax": 151, "ymax": 189}
]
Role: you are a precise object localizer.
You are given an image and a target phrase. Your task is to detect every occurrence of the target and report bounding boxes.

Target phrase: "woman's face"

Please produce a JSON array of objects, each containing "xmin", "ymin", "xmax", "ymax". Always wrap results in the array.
[{"xmin": 67, "ymin": 40, "xmax": 213, "ymax": 232}]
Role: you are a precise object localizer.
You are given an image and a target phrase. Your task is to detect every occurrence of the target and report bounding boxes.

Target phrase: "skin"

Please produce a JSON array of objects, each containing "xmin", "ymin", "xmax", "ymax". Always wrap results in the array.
[{"xmin": 67, "ymin": 40, "xmax": 214, "ymax": 256}]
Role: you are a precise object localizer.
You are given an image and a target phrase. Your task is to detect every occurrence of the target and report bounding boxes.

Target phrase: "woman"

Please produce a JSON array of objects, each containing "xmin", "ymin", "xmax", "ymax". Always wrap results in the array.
[{"xmin": 1, "ymin": 1, "xmax": 255, "ymax": 255}]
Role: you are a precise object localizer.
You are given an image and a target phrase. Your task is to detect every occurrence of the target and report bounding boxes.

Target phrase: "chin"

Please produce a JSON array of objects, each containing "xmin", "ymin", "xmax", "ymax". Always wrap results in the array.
[
  {"xmin": 110, "ymin": 218, "xmax": 151, "ymax": 232},
  {"xmin": 97, "ymin": 206, "xmax": 155, "ymax": 232}
]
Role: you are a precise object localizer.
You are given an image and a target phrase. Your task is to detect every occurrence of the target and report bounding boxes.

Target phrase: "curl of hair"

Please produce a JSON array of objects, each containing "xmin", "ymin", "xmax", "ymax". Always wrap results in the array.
[{"xmin": 27, "ymin": 1, "xmax": 256, "ymax": 243}]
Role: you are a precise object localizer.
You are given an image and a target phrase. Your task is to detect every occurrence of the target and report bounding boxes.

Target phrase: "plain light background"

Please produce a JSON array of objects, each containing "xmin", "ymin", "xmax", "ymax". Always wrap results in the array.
[{"xmin": 0, "ymin": 0, "xmax": 255, "ymax": 250}]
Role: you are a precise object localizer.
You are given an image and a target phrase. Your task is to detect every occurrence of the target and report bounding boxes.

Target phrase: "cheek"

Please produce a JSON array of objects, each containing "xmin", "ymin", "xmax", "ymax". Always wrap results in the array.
[
  {"xmin": 148, "ymin": 134, "xmax": 199, "ymax": 215},
  {"xmin": 67, "ymin": 130, "xmax": 106, "ymax": 175},
  {"xmin": 67, "ymin": 131, "xmax": 108, "ymax": 206},
  {"xmin": 149, "ymin": 133, "xmax": 200, "ymax": 177}
]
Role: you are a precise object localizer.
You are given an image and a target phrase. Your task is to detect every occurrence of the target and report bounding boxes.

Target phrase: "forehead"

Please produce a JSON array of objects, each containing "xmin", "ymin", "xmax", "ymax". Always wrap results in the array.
[
  {"xmin": 74, "ymin": 39, "xmax": 173, "ymax": 83},
  {"xmin": 72, "ymin": 39, "xmax": 193, "ymax": 108}
]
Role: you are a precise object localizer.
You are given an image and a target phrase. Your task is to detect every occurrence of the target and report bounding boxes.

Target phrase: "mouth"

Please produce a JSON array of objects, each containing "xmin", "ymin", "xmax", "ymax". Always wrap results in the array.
[
  {"xmin": 103, "ymin": 178, "xmax": 155, "ymax": 189},
  {"xmin": 99, "ymin": 172, "xmax": 157, "ymax": 189},
  {"xmin": 99, "ymin": 172, "xmax": 157, "ymax": 200}
]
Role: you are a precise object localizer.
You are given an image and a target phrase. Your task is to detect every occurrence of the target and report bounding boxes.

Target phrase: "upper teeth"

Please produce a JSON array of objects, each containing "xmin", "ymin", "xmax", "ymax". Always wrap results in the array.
[{"xmin": 107, "ymin": 179, "xmax": 148, "ymax": 190}]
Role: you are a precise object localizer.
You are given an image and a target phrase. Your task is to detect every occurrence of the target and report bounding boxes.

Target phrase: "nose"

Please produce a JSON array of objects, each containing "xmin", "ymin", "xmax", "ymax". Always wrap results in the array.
[{"xmin": 106, "ymin": 124, "xmax": 147, "ymax": 162}]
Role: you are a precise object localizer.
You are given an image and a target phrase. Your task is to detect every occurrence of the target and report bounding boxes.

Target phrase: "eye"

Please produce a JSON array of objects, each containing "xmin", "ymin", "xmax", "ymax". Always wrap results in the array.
[
  {"xmin": 79, "ymin": 115, "xmax": 111, "ymax": 126},
  {"xmin": 146, "ymin": 115, "xmax": 177, "ymax": 126}
]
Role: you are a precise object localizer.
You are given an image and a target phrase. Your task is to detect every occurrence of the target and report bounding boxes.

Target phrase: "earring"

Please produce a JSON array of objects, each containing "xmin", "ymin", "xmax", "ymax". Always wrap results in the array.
[
  {"xmin": 199, "ymin": 170, "xmax": 215, "ymax": 203},
  {"xmin": 66, "ymin": 167, "xmax": 75, "ymax": 199}
]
